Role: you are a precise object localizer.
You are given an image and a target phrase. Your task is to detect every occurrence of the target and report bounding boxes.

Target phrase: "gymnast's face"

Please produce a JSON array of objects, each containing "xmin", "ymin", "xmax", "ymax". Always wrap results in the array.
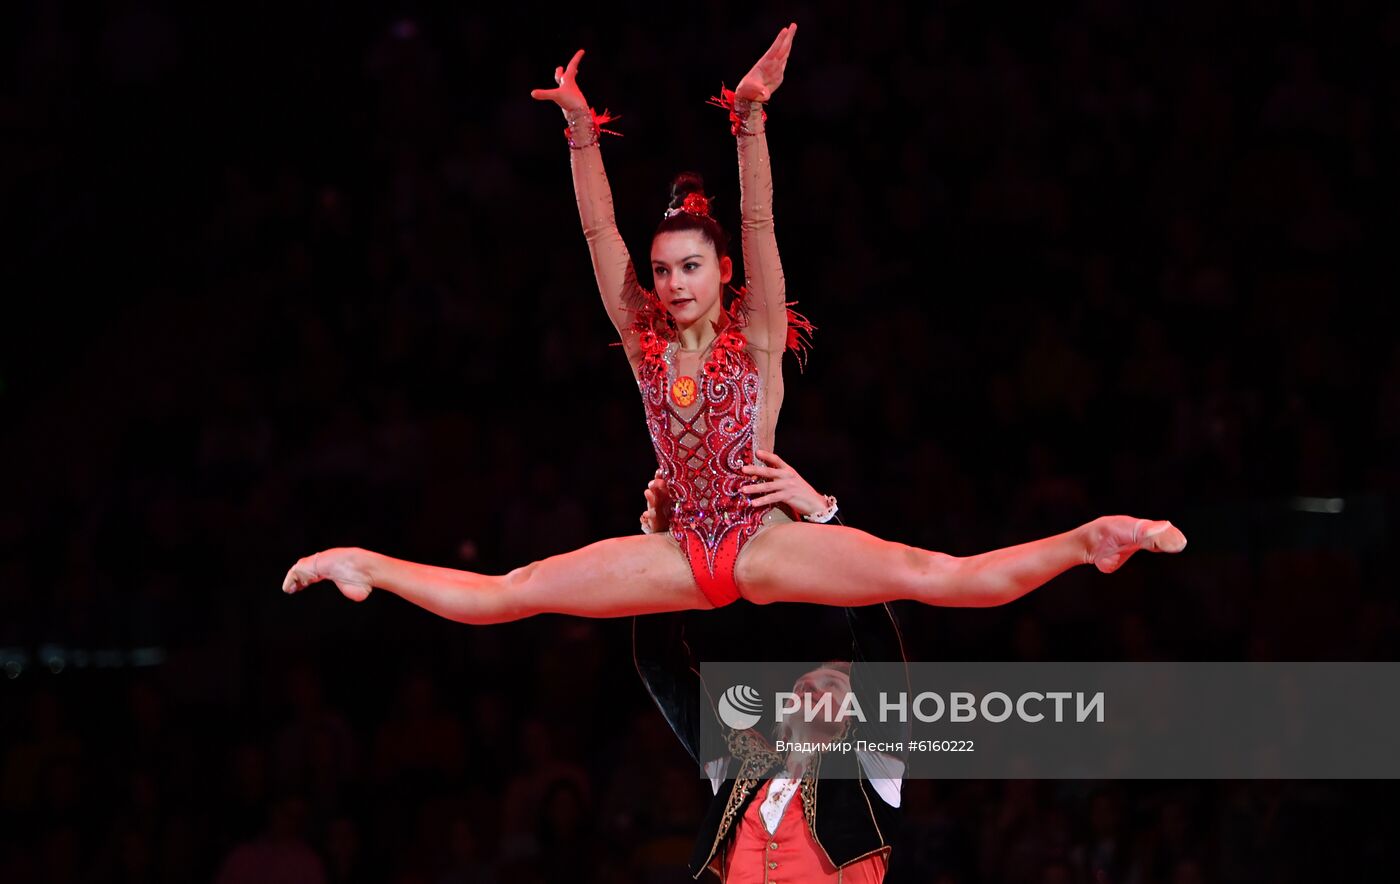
[{"xmin": 651, "ymin": 230, "xmax": 732, "ymax": 326}]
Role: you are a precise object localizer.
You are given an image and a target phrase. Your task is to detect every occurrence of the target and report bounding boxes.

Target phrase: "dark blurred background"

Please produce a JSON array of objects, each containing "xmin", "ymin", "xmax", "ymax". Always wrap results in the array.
[{"xmin": 3, "ymin": 0, "xmax": 1399, "ymax": 881}]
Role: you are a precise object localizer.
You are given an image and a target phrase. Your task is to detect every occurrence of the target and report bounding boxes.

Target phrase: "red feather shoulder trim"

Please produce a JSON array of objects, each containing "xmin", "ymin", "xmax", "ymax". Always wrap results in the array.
[{"xmin": 784, "ymin": 302, "xmax": 816, "ymax": 370}]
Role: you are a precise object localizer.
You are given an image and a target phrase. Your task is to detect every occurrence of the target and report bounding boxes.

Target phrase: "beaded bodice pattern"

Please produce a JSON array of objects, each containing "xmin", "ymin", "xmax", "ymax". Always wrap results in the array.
[{"xmin": 634, "ymin": 298, "xmax": 768, "ymax": 572}]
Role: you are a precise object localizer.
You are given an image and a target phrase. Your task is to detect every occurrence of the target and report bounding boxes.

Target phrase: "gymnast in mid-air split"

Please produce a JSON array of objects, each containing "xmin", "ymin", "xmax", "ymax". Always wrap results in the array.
[{"xmin": 281, "ymin": 22, "xmax": 1186, "ymax": 623}]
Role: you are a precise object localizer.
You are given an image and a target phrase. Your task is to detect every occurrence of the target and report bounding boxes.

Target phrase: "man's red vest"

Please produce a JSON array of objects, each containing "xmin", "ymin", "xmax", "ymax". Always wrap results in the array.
[{"xmin": 715, "ymin": 776, "xmax": 890, "ymax": 882}]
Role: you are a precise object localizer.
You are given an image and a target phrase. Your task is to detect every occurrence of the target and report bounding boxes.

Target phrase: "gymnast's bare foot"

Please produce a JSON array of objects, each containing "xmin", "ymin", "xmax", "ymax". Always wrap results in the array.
[
  {"xmin": 1084, "ymin": 516, "xmax": 1187, "ymax": 574},
  {"xmin": 282, "ymin": 547, "xmax": 374, "ymax": 601}
]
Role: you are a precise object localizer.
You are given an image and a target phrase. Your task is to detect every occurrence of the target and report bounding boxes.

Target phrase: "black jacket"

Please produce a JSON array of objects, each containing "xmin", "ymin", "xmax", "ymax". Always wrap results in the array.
[{"xmin": 632, "ymin": 602, "xmax": 911, "ymax": 879}]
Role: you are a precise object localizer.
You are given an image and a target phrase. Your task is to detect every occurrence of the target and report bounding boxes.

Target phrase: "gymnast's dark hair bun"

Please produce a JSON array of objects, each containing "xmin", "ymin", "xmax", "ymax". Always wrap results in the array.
[
  {"xmin": 667, "ymin": 171, "xmax": 707, "ymax": 209},
  {"xmin": 654, "ymin": 169, "xmax": 731, "ymax": 274}
]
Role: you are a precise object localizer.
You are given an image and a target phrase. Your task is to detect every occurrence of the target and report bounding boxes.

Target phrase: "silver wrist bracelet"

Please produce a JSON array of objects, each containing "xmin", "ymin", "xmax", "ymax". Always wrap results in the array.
[{"xmin": 802, "ymin": 495, "xmax": 839, "ymax": 524}]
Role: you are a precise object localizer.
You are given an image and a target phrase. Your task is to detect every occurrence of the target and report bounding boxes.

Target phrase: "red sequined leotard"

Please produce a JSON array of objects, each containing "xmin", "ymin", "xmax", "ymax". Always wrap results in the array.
[
  {"xmin": 565, "ymin": 93, "xmax": 811, "ymax": 607},
  {"xmin": 633, "ymin": 296, "xmax": 768, "ymax": 606}
]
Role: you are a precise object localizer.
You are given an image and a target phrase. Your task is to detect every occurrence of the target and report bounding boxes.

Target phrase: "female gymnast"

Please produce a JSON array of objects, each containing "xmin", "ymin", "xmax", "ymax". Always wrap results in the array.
[{"xmin": 281, "ymin": 23, "xmax": 1186, "ymax": 623}]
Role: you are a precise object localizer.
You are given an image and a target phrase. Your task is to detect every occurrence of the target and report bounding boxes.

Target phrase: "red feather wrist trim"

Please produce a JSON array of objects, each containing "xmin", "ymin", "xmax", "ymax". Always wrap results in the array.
[
  {"xmin": 564, "ymin": 106, "xmax": 624, "ymax": 148},
  {"xmin": 707, "ymin": 84, "xmax": 766, "ymax": 137}
]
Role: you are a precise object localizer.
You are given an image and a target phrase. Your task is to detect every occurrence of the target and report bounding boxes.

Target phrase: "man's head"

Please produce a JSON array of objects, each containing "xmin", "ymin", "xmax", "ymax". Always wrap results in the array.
[{"xmin": 777, "ymin": 660, "xmax": 853, "ymax": 743}]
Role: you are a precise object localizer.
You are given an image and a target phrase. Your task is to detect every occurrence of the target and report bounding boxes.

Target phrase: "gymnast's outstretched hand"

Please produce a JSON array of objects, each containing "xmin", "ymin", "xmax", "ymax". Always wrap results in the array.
[
  {"xmin": 529, "ymin": 47, "xmax": 589, "ymax": 114},
  {"xmin": 735, "ymin": 22, "xmax": 797, "ymax": 102}
]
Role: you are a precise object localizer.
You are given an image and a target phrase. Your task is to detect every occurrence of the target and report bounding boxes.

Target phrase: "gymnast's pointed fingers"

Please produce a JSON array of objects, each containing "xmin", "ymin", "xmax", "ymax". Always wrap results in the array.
[
  {"xmin": 773, "ymin": 24, "xmax": 795, "ymax": 63},
  {"xmin": 763, "ymin": 25, "xmax": 789, "ymax": 60},
  {"xmin": 564, "ymin": 48, "xmax": 584, "ymax": 78}
]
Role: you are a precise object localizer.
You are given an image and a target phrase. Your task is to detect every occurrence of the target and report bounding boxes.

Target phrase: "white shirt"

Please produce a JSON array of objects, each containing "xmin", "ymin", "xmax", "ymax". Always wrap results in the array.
[{"xmin": 703, "ymin": 750, "xmax": 905, "ymax": 835}]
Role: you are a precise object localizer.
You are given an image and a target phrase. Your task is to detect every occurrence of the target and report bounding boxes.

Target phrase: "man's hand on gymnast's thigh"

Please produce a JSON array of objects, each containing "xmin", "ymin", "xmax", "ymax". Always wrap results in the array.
[
  {"xmin": 740, "ymin": 449, "xmax": 828, "ymax": 518},
  {"xmin": 641, "ymin": 469, "xmax": 674, "ymax": 535}
]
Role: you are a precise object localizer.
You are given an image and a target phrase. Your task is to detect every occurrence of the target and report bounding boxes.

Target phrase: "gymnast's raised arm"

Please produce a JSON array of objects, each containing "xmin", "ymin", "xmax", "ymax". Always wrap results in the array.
[
  {"xmin": 728, "ymin": 24, "xmax": 797, "ymax": 355},
  {"xmin": 530, "ymin": 49, "xmax": 646, "ymax": 367}
]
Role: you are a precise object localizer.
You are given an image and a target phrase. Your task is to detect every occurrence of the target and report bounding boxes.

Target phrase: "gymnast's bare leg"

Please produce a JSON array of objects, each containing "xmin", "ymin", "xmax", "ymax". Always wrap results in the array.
[
  {"xmin": 733, "ymin": 516, "xmax": 1184, "ymax": 608},
  {"xmin": 281, "ymin": 514, "xmax": 1184, "ymax": 623}
]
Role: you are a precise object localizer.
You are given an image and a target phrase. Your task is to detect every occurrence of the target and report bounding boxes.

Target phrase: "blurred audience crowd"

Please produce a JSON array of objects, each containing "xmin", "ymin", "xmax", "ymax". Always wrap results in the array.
[{"xmin": 3, "ymin": 0, "xmax": 1398, "ymax": 881}]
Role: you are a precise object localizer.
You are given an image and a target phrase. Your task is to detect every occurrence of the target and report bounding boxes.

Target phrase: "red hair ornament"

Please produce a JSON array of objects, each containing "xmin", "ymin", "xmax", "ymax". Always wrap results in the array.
[{"xmin": 664, "ymin": 191, "xmax": 713, "ymax": 219}]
